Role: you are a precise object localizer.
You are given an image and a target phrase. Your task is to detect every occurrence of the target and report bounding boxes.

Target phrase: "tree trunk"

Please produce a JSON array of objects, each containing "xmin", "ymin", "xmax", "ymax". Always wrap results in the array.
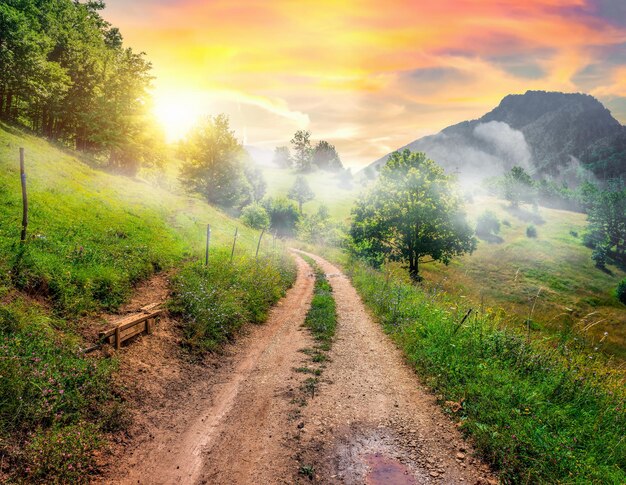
[{"xmin": 298, "ymin": 201, "xmax": 303, "ymax": 213}]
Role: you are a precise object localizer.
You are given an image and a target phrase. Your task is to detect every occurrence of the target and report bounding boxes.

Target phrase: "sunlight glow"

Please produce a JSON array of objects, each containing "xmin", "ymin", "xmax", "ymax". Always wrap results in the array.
[{"xmin": 153, "ymin": 93, "xmax": 208, "ymax": 142}]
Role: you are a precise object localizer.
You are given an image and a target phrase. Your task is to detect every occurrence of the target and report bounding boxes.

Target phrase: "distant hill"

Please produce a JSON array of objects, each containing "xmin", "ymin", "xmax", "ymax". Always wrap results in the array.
[{"xmin": 367, "ymin": 91, "xmax": 626, "ymax": 185}]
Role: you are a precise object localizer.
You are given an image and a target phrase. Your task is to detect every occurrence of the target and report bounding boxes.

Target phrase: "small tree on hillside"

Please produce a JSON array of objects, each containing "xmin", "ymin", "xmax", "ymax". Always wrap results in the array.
[
  {"xmin": 290, "ymin": 130, "xmax": 313, "ymax": 172},
  {"xmin": 476, "ymin": 210, "xmax": 500, "ymax": 237},
  {"xmin": 179, "ymin": 114, "xmax": 250, "ymax": 208},
  {"xmin": 312, "ymin": 140, "xmax": 343, "ymax": 172},
  {"xmin": 288, "ymin": 175, "xmax": 315, "ymax": 213},
  {"xmin": 503, "ymin": 166, "xmax": 536, "ymax": 208},
  {"xmin": 585, "ymin": 179, "xmax": 626, "ymax": 265},
  {"xmin": 350, "ymin": 150, "xmax": 476, "ymax": 281},
  {"xmin": 273, "ymin": 146, "xmax": 292, "ymax": 168},
  {"xmin": 240, "ymin": 203, "xmax": 270, "ymax": 230}
]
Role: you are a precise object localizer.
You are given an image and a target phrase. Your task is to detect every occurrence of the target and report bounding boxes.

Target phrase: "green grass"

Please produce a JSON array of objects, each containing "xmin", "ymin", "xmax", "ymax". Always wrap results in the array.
[
  {"xmin": 348, "ymin": 259, "xmax": 626, "ymax": 484},
  {"xmin": 302, "ymin": 256, "xmax": 337, "ymax": 345},
  {"xmin": 260, "ymin": 166, "xmax": 359, "ymax": 220},
  {"xmin": 169, "ymin": 250, "xmax": 296, "ymax": 352},
  {"xmin": 420, "ymin": 196, "xmax": 626, "ymax": 359},
  {"xmin": 0, "ymin": 124, "xmax": 294, "ymax": 482}
]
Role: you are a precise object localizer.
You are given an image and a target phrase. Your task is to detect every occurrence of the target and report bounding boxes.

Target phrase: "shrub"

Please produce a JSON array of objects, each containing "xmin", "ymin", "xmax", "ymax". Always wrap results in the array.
[
  {"xmin": 526, "ymin": 224, "xmax": 537, "ymax": 238},
  {"xmin": 475, "ymin": 210, "xmax": 500, "ymax": 237},
  {"xmin": 569, "ymin": 230, "xmax": 578, "ymax": 238},
  {"xmin": 169, "ymin": 250, "xmax": 296, "ymax": 352},
  {"xmin": 592, "ymin": 245, "xmax": 608, "ymax": 269},
  {"xmin": 502, "ymin": 219, "xmax": 511, "ymax": 227},
  {"xmin": 240, "ymin": 203, "xmax": 270, "ymax": 230},
  {"xmin": 617, "ymin": 279, "xmax": 626, "ymax": 305}
]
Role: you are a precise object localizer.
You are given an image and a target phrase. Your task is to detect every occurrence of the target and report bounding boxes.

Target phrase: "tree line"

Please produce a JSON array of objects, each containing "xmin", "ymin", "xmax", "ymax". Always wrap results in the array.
[{"xmin": 0, "ymin": 0, "xmax": 162, "ymax": 173}]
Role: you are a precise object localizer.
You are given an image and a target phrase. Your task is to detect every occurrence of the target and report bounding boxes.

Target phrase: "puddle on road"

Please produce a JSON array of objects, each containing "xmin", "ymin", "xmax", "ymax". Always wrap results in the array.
[{"xmin": 365, "ymin": 453, "xmax": 416, "ymax": 485}]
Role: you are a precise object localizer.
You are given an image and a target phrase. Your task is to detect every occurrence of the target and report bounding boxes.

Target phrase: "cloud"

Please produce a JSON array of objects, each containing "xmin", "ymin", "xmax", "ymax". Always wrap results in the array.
[{"xmin": 102, "ymin": 0, "xmax": 626, "ymax": 167}]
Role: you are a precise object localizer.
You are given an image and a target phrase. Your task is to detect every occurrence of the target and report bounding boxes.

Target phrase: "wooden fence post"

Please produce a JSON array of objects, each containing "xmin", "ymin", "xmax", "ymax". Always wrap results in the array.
[
  {"xmin": 205, "ymin": 224, "xmax": 211, "ymax": 266},
  {"xmin": 256, "ymin": 228, "xmax": 265, "ymax": 260},
  {"xmin": 230, "ymin": 227, "xmax": 238, "ymax": 263},
  {"xmin": 19, "ymin": 148, "xmax": 28, "ymax": 243}
]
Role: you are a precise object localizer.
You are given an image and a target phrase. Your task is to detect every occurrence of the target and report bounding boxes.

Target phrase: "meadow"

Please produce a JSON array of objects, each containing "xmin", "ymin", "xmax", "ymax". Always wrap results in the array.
[{"xmin": 419, "ymin": 196, "xmax": 626, "ymax": 359}]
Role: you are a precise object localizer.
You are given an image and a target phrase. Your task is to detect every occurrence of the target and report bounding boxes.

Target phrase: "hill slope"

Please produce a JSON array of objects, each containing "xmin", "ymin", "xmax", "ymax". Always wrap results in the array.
[{"xmin": 367, "ymin": 91, "xmax": 626, "ymax": 183}]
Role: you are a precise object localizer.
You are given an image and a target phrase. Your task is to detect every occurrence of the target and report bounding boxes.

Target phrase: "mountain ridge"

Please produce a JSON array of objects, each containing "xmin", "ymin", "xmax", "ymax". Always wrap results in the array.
[{"xmin": 367, "ymin": 90, "xmax": 626, "ymax": 184}]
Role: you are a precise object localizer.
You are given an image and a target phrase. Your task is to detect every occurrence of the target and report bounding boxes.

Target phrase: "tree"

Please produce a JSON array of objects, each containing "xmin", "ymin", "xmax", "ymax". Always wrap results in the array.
[
  {"xmin": 272, "ymin": 146, "xmax": 291, "ymax": 168},
  {"xmin": 179, "ymin": 114, "xmax": 250, "ymax": 208},
  {"xmin": 263, "ymin": 197, "xmax": 300, "ymax": 238},
  {"xmin": 290, "ymin": 130, "xmax": 313, "ymax": 172},
  {"xmin": 503, "ymin": 166, "xmax": 536, "ymax": 207},
  {"xmin": 243, "ymin": 162, "xmax": 266, "ymax": 203},
  {"xmin": 240, "ymin": 203, "xmax": 270, "ymax": 230},
  {"xmin": 350, "ymin": 150, "xmax": 476, "ymax": 281},
  {"xmin": 312, "ymin": 140, "xmax": 343, "ymax": 171},
  {"xmin": 297, "ymin": 204, "xmax": 345, "ymax": 247},
  {"xmin": 288, "ymin": 175, "xmax": 315, "ymax": 213},
  {"xmin": 584, "ymin": 179, "xmax": 626, "ymax": 265}
]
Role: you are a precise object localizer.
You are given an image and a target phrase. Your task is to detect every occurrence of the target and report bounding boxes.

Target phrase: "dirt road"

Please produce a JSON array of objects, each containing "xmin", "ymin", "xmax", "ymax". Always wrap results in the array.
[{"xmin": 105, "ymin": 252, "xmax": 494, "ymax": 484}]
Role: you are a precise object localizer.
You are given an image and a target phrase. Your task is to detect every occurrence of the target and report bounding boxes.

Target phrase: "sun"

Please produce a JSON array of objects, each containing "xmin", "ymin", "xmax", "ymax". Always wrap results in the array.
[{"xmin": 153, "ymin": 93, "xmax": 207, "ymax": 142}]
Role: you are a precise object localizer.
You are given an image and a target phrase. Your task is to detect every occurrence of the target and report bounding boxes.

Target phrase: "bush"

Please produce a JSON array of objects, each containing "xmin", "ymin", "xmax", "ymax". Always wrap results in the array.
[
  {"xmin": 240, "ymin": 203, "xmax": 270, "ymax": 230},
  {"xmin": 592, "ymin": 245, "xmax": 608, "ymax": 269},
  {"xmin": 169, "ymin": 250, "xmax": 296, "ymax": 352},
  {"xmin": 569, "ymin": 230, "xmax": 578, "ymax": 238},
  {"xmin": 475, "ymin": 210, "xmax": 500, "ymax": 237},
  {"xmin": 526, "ymin": 224, "xmax": 537, "ymax": 238},
  {"xmin": 502, "ymin": 219, "xmax": 511, "ymax": 227},
  {"xmin": 617, "ymin": 279, "xmax": 626, "ymax": 305}
]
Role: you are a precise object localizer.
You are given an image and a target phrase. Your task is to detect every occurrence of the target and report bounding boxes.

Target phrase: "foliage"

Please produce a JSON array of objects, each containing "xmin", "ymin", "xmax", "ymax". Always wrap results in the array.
[
  {"xmin": 350, "ymin": 150, "xmax": 476, "ymax": 281},
  {"xmin": 272, "ymin": 146, "xmax": 291, "ymax": 168},
  {"xmin": 0, "ymin": 0, "xmax": 159, "ymax": 174},
  {"xmin": 297, "ymin": 205, "xmax": 346, "ymax": 247},
  {"xmin": 592, "ymin": 245, "xmax": 608, "ymax": 269},
  {"xmin": 169, "ymin": 251, "xmax": 296, "ymax": 352},
  {"xmin": 503, "ymin": 166, "xmax": 536, "ymax": 208},
  {"xmin": 312, "ymin": 140, "xmax": 343, "ymax": 172},
  {"xmin": 0, "ymin": 299, "xmax": 117, "ymax": 482},
  {"xmin": 263, "ymin": 197, "xmax": 300, "ymax": 237},
  {"xmin": 617, "ymin": 279, "xmax": 626, "ymax": 305},
  {"xmin": 244, "ymin": 162, "xmax": 267, "ymax": 203},
  {"xmin": 475, "ymin": 210, "xmax": 500, "ymax": 237},
  {"xmin": 179, "ymin": 114, "xmax": 251, "ymax": 208},
  {"xmin": 291, "ymin": 130, "xmax": 313, "ymax": 172},
  {"xmin": 583, "ymin": 179, "xmax": 626, "ymax": 266},
  {"xmin": 349, "ymin": 260, "xmax": 626, "ymax": 484},
  {"xmin": 288, "ymin": 175, "xmax": 315, "ymax": 213},
  {"xmin": 526, "ymin": 224, "xmax": 537, "ymax": 238},
  {"xmin": 240, "ymin": 203, "xmax": 270, "ymax": 230}
]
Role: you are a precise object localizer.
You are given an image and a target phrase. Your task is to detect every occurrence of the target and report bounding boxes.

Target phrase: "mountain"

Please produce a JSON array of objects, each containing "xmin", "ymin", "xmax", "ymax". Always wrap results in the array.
[{"xmin": 366, "ymin": 91, "xmax": 626, "ymax": 185}]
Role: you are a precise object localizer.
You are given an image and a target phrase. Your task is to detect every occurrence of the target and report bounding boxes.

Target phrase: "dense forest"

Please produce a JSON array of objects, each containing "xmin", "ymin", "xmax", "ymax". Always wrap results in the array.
[{"xmin": 0, "ymin": 0, "xmax": 163, "ymax": 173}]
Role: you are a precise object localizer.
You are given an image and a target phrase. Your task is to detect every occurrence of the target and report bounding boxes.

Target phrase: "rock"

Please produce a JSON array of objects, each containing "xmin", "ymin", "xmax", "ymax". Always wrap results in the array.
[
  {"xmin": 430, "ymin": 471, "xmax": 440, "ymax": 477},
  {"xmin": 456, "ymin": 452, "xmax": 466, "ymax": 460}
]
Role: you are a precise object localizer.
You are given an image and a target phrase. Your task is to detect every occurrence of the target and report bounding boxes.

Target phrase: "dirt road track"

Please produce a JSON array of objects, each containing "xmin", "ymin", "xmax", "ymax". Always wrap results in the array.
[{"xmin": 105, "ymin": 251, "xmax": 495, "ymax": 484}]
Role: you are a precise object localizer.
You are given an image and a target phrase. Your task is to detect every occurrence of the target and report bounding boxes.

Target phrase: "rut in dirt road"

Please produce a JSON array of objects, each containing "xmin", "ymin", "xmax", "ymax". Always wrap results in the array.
[{"xmin": 292, "ymin": 250, "xmax": 495, "ymax": 485}]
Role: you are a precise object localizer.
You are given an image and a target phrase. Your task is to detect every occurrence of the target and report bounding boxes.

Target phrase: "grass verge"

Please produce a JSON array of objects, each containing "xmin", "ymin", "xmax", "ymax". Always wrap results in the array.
[
  {"xmin": 348, "ymin": 259, "xmax": 625, "ymax": 484},
  {"xmin": 169, "ymin": 250, "xmax": 297, "ymax": 352}
]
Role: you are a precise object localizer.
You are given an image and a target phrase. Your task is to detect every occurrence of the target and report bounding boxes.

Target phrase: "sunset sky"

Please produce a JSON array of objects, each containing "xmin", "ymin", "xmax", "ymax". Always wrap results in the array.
[{"xmin": 103, "ymin": 0, "xmax": 626, "ymax": 168}]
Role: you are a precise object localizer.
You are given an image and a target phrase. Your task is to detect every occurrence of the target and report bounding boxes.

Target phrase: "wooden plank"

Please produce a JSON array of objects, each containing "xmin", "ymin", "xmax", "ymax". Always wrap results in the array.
[
  {"xmin": 100, "ymin": 310, "xmax": 162, "ymax": 339},
  {"xmin": 115, "ymin": 326, "xmax": 121, "ymax": 350},
  {"xmin": 141, "ymin": 302, "xmax": 162, "ymax": 313}
]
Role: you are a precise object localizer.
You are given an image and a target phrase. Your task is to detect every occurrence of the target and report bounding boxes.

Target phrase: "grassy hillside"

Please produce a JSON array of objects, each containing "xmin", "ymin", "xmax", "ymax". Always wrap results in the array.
[
  {"xmin": 260, "ymin": 166, "xmax": 359, "ymax": 220},
  {"xmin": 419, "ymin": 196, "xmax": 626, "ymax": 358},
  {"xmin": 0, "ymin": 124, "xmax": 293, "ymax": 482}
]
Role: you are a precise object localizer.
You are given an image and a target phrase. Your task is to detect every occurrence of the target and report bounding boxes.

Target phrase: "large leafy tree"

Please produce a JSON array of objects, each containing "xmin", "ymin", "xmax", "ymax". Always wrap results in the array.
[
  {"xmin": 272, "ymin": 146, "xmax": 291, "ymax": 168},
  {"xmin": 350, "ymin": 150, "xmax": 476, "ymax": 281},
  {"xmin": 179, "ymin": 114, "xmax": 250, "ymax": 208}
]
